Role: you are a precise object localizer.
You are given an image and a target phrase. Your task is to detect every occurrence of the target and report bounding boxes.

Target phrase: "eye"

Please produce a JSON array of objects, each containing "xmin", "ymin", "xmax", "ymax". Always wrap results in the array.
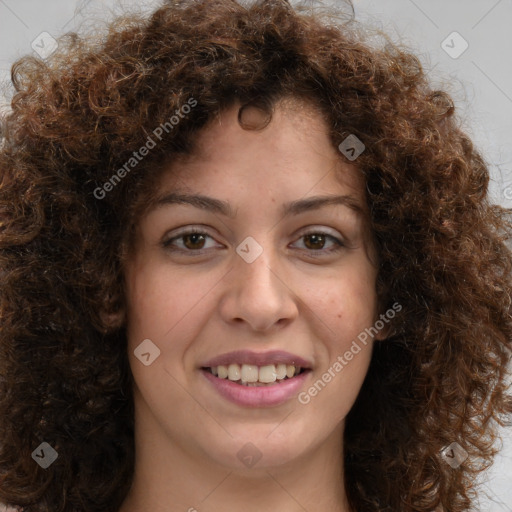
[
  {"xmin": 162, "ymin": 228, "xmax": 222, "ymax": 253},
  {"xmin": 162, "ymin": 227, "xmax": 346, "ymax": 256},
  {"xmin": 291, "ymin": 230, "xmax": 345, "ymax": 254}
]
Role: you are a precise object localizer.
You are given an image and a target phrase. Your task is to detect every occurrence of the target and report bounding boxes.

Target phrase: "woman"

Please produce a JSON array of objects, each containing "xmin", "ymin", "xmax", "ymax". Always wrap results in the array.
[{"xmin": 0, "ymin": 1, "xmax": 511, "ymax": 511}]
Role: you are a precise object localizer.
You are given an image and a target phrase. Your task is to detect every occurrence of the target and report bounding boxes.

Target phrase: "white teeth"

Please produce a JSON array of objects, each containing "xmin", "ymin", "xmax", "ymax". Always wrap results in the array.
[
  {"xmin": 240, "ymin": 364, "xmax": 259, "ymax": 383},
  {"xmin": 275, "ymin": 363, "xmax": 287, "ymax": 380},
  {"xmin": 258, "ymin": 365, "xmax": 277, "ymax": 383},
  {"xmin": 227, "ymin": 363, "xmax": 241, "ymax": 381},
  {"xmin": 208, "ymin": 363, "xmax": 303, "ymax": 384}
]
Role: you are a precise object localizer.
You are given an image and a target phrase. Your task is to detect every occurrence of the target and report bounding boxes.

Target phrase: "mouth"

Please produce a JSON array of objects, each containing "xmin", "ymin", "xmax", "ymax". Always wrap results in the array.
[
  {"xmin": 199, "ymin": 350, "xmax": 313, "ymax": 406},
  {"xmin": 201, "ymin": 363, "xmax": 310, "ymax": 386}
]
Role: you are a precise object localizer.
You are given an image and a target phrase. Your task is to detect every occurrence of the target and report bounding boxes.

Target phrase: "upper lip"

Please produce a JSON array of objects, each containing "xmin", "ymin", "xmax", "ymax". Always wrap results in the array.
[{"xmin": 200, "ymin": 350, "xmax": 313, "ymax": 369}]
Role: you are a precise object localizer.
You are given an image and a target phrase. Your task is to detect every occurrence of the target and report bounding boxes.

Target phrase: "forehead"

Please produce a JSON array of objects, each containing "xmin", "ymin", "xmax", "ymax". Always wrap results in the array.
[{"xmin": 152, "ymin": 97, "xmax": 367, "ymax": 209}]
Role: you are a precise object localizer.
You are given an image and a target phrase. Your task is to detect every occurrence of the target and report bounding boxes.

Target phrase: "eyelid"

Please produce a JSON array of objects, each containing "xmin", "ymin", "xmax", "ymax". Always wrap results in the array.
[{"xmin": 293, "ymin": 225, "xmax": 344, "ymax": 240}]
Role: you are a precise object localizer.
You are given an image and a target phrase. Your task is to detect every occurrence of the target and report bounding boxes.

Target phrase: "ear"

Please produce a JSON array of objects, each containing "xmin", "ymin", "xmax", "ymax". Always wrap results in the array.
[
  {"xmin": 374, "ymin": 320, "xmax": 391, "ymax": 341},
  {"xmin": 374, "ymin": 301, "xmax": 402, "ymax": 341}
]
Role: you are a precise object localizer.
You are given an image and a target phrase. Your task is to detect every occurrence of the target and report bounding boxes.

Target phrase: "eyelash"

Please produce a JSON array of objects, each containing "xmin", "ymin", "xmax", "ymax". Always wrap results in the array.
[{"xmin": 162, "ymin": 228, "xmax": 346, "ymax": 256}]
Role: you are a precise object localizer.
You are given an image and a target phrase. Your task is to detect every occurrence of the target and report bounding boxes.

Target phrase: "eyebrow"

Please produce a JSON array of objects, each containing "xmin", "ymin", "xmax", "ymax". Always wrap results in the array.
[{"xmin": 153, "ymin": 192, "xmax": 364, "ymax": 218}]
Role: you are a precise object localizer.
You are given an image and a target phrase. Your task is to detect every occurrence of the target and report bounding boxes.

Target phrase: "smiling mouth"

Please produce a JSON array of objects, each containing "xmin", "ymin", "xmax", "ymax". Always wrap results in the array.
[{"xmin": 201, "ymin": 363, "xmax": 309, "ymax": 386}]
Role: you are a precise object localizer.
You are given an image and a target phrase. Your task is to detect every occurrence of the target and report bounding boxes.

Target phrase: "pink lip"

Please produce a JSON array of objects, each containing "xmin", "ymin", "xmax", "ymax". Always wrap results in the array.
[
  {"xmin": 200, "ymin": 369, "xmax": 311, "ymax": 407},
  {"xmin": 200, "ymin": 350, "xmax": 313, "ymax": 369}
]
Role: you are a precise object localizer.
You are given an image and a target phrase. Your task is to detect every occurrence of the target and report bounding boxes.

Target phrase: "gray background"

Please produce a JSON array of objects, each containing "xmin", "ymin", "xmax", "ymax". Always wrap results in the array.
[{"xmin": 0, "ymin": 0, "xmax": 511, "ymax": 510}]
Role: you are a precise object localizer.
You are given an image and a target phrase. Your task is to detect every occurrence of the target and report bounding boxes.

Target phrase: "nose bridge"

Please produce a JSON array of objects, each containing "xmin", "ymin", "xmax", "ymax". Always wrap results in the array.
[
  {"xmin": 236, "ymin": 238, "xmax": 281, "ymax": 301},
  {"xmin": 221, "ymin": 236, "xmax": 297, "ymax": 331}
]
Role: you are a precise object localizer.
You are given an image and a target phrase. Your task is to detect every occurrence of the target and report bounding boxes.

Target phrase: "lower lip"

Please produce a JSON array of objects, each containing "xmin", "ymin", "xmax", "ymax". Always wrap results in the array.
[{"xmin": 200, "ymin": 369, "xmax": 311, "ymax": 407}]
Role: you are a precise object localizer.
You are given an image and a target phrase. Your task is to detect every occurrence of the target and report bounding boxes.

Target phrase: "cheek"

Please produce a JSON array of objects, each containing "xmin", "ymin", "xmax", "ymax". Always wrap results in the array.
[
  {"xmin": 338, "ymin": 272, "xmax": 378, "ymax": 330},
  {"xmin": 124, "ymin": 260, "xmax": 225, "ymax": 369},
  {"xmin": 302, "ymin": 265, "xmax": 379, "ymax": 339},
  {"xmin": 298, "ymin": 271, "xmax": 377, "ymax": 420},
  {"xmin": 124, "ymin": 264, "xmax": 206, "ymax": 403},
  {"xmin": 125, "ymin": 267, "xmax": 172, "ymax": 345},
  {"xmin": 126, "ymin": 263, "xmax": 189, "ymax": 338}
]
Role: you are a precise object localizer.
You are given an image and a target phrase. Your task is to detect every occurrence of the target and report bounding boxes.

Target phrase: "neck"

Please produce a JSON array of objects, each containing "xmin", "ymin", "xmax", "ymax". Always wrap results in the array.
[{"xmin": 119, "ymin": 390, "xmax": 351, "ymax": 512}]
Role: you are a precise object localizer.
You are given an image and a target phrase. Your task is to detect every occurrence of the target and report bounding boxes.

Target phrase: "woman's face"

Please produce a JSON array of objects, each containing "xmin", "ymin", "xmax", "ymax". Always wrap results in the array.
[{"xmin": 124, "ymin": 98, "xmax": 384, "ymax": 471}]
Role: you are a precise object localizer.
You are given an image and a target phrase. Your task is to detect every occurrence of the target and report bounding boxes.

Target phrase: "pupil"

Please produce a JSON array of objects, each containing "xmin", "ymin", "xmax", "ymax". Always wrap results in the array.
[
  {"xmin": 305, "ymin": 234, "xmax": 325, "ymax": 250},
  {"xmin": 184, "ymin": 233, "xmax": 205, "ymax": 249}
]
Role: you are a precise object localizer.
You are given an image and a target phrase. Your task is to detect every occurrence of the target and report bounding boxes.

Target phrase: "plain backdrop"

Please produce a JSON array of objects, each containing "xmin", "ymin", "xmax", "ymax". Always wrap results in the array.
[{"xmin": 0, "ymin": 1, "xmax": 511, "ymax": 510}]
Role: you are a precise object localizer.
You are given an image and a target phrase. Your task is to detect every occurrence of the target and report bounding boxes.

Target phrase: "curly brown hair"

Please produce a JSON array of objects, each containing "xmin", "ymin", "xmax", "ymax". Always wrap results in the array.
[{"xmin": 0, "ymin": 0, "xmax": 511, "ymax": 511}]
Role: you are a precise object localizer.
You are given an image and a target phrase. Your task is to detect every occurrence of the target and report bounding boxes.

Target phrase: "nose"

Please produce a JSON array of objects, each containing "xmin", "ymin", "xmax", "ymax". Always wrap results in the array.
[{"xmin": 218, "ymin": 243, "xmax": 298, "ymax": 333}]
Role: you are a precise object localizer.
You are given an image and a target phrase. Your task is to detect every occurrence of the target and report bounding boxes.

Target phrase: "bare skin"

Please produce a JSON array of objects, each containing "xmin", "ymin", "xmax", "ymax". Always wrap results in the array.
[{"xmin": 119, "ymin": 98, "xmax": 384, "ymax": 512}]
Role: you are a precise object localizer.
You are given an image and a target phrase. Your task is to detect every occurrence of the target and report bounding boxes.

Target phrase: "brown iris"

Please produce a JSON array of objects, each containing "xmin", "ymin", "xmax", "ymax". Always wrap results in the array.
[
  {"xmin": 303, "ymin": 233, "xmax": 326, "ymax": 250},
  {"xmin": 183, "ymin": 233, "xmax": 207, "ymax": 250}
]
